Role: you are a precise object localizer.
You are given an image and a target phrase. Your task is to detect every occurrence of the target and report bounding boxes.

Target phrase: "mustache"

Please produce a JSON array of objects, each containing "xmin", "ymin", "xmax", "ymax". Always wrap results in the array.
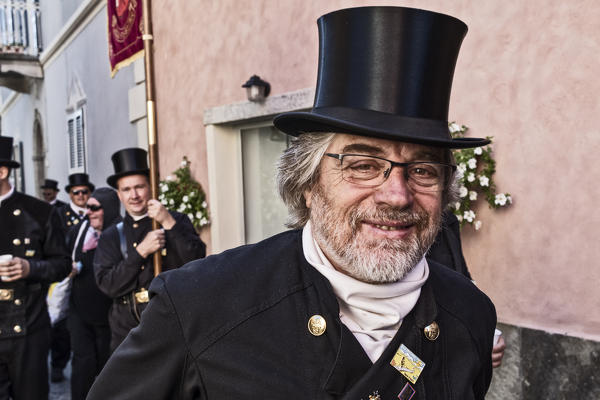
[{"xmin": 349, "ymin": 206, "xmax": 429, "ymax": 233}]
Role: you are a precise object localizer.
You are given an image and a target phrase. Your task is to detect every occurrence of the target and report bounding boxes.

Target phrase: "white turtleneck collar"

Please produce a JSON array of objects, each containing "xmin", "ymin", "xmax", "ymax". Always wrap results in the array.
[
  {"xmin": 302, "ymin": 221, "xmax": 429, "ymax": 363},
  {"xmin": 69, "ymin": 201, "xmax": 87, "ymax": 217}
]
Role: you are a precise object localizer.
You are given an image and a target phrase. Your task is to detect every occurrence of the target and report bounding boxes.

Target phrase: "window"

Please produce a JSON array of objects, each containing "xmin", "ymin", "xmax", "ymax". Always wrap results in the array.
[
  {"xmin": 241, "ymin": 125, "xmax": 290, "ymax": 244},
  {"xmin": 204, "ymin": 88, "xmax": 313, "ymax": 253},
  {"xmin": 67, "ymin": 107, "xmax": 86, "ymax": 173}
]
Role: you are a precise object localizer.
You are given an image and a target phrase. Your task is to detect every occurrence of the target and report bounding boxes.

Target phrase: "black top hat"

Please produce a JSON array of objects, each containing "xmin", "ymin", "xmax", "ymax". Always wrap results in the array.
[
  {"xmin": 0, "ymin": 136, "xmax": 20, "ymax": 168},
  {"xmin": 107, "ymin": 148, "xmax": 149, "ymax": 188},
  {"xmin": 274, "ymin": 7, "xmax": 489, "ymax": 149},
  {"xmin": 65, "ymin": 173, "xmax": 95, "ymax": 193},
  {"xmin": 41, "ymin": 179, "xmax": 60, "ymax": 191}
]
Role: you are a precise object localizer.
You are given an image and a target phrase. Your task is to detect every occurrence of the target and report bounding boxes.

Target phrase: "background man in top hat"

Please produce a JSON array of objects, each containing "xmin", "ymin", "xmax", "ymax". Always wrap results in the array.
[
  {"xmin": 60, "ymin": 173, "xmax": 95, "ymax": 230},
  {"xmin": 0, "ymin": 136, "xmax": 71, "ymax": 399},
  {"xmin": 40, "ymin": 179, "xmax": 67, "ymax": 209},
  {"xmin": 88, "ymin": 7, "xmax": 496, "ymax": 399},
  {"xmin": 93, "ymin": 147, "xmax": 206, "ymax": 351}
]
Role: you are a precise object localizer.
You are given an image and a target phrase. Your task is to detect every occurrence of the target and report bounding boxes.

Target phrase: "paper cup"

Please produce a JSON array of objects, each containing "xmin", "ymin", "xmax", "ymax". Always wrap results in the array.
[
  {"xmin": 493, "ymin": 328, "xmax": 502, "ymax": 346},
  {"xmin": 0, "ymin": 254, "xmax": 12, "ymax": 280}
]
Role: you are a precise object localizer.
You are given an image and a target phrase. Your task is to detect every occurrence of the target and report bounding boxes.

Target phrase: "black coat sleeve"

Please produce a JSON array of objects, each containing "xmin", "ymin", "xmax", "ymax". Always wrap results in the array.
[
  {"xmin": 86, "ymin": 275, "xmax": 203, "ymax": 399},
  {"xmin": 93, "ymin": 226, "xmax": 147, "ymax": 298},
  {"xmin": 27, "ymin": 207, "xmax": 71, "ymax": 283},
  {"xmin": 164, "ymin": 212, "xmax": 206, "ymax": 265}
]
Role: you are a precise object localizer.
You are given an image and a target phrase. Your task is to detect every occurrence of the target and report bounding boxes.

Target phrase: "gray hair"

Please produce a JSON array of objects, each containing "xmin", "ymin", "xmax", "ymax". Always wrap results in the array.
[
  {"xmin": 277, "ymin": 132, "xmax": 335, "ymax": 228},
  {"xmin": 276, "ymin": 132, "xmax": 459, "ymax": 228}
]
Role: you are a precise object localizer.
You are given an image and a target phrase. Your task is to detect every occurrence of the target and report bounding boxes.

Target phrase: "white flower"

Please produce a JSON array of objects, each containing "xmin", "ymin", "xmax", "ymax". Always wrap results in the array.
[
  {"xmin": 181, "ymin": 160, "xmax": 188, "ymax": 167},
  {"xmin": 201, "ymin": 201, "xmax": 207, "ymax": 208},
  {"xmin": 166, "ymin": 175, "xmax": 174, "ymax": 182},
  {"xmin": 494, "ymin": 193, "xmax": 507, "ymax": 206},
  {"xmin": 182, "ymin": 195, "xmax": 189, "ymax": 203},
  {"xmin": 161, "ymin": 199, "xmax": 168, "ymax": 206},
  {"xmin": 195, "ymin": 211, "xmax": 202, "ymax": 219},
  {"xmin": 200, "ymin": 217, "xmax": 208, "ymax": 226},
  {"xmin": 187, "ymin": 213, "xmax": 194, "ymax": 220},
  {"xmin": 467, "ymin": 173, "xmax": 475, "ymax": 182},
  {"xmin": 463, "ymin": 210, "xmax": 476, "ymax": 223},
  {"xmin": 457, "ymin": 163, "xmax": 467, "ymax": 175},
  {"xmin": 479, "ymin": 176, "xmax": 489, "ymax": 187},
  {"xmin": 457, "ymin": 214, "xmax": 463, "ymax": 222},
  {"xmin": 454, "ymin": 201, "xmax": 461, "ymax": 210},
  {"xmin": 177, "ymin": 204, "xmax": 186, "ymax": 212},
  {"xmin": 459, "ymin": 186, "xmax": 468, "ymax": 198},
  {"xmin": 169, "ymin": 199, "xmax": 174, "ymax": 205},
  {"xmin": 467, "ymin": 158, "xmax": 477, "ymax": 169},
  {"xmin": 469, "ymin": 191, "xmax": 478, "ymax": 201},
  {"xmin": 449, "ymin": 123, "xmax": 461, "ymax": 133},
  {"xmin": 474, "ymin": 220, "xmax": 482, "ymax": 230},
  {"xmin": 474, "ymin": 147, "xmax": 483, "ymax": 155},
  {"xmin": 160, "ymin": 184, "xmax": 168, "ymax": 193}
]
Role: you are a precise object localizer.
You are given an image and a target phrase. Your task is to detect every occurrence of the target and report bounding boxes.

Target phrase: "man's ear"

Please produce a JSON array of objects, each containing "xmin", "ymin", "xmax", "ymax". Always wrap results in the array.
[
  {"xmin": 304, "ymin": 187, "xmax": 313, "ymax": 209},
  {"xmin": 0, "ymin": 166, "xmax": 9, "ymax": 180}
]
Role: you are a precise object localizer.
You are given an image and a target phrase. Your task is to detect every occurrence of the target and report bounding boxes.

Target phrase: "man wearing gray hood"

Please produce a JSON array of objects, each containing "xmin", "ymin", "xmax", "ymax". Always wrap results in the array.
[{"xmin": 67, "ymin": 187, "xmax": 121, "ymax": 400}]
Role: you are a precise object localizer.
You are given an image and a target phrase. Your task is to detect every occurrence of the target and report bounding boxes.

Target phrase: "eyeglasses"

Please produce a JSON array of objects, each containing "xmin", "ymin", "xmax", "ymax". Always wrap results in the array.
[
  {"xmin": 325, "ymin": 153, "xmax": 456, "ymax": 193},
  {"xmin": 86, "ymin": 204, "xmax": 102, "ymax": 212},
  {"xmin": 72, "ymin": 189, "xmax": 90, "ymax": 196}
]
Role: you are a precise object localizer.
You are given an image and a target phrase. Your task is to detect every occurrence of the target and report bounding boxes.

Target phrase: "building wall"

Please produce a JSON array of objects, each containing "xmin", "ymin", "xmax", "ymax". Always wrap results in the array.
[
  {"xmin": 1, "ymin": 1, "xmax": 140, "ymax": 201},
  {"xmin": 151, "ymin": 0, "xmax": 600, "ymax": 348}
]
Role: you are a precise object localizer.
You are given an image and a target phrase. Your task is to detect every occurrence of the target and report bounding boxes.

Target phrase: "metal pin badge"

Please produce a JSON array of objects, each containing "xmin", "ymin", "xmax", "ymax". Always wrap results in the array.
[
  {"xmin": 423, "ymin": 321, "xmax": 440, "ymax": 341},
  {"xmin": 308, "ymin": 315, "xmax": 326, "ymax": 336},
  {"xmin": 13, "ymin": 209, "xmax": 21, "ymax": 216},
  {"xmin": 24, "ymin": 238, "xmax": 30, "ymax": 245}
]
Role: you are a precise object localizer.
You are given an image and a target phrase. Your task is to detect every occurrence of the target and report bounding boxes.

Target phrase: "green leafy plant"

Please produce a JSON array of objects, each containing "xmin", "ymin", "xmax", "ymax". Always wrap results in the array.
[
  {"xmin": 159, "ymin": 156, "xmax": 210, "ymax": 230},
  {"xmin": 449, "ymin": 122, "xmax": 512, "ymax": 230}
]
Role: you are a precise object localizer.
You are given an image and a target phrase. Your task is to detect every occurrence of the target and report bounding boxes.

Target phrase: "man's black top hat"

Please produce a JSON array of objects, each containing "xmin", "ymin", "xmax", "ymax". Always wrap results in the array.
[
  {"xmin": 65, "ymin": 173, "xmax": 95, "ymax": 193},
  {"xmin": 0, "ymin": 136, "xmax": 20, "ymax": 168},
  {"xmin": 274, "ymin": 7, "xmax": 489, "ymax": 149},
  {"xmin": 107, "ymin": 148, "xmax": 149, "ymax": 188},
  {"xmin": 41, "ymin": 179, "xmax": 59, "ymax": 191}
]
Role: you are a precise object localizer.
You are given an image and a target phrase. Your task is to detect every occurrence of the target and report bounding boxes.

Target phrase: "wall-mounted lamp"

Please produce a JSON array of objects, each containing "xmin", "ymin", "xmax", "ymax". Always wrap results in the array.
[{"xmin": 242, "ymin": 75, "xmax": 271, "ymax": 102}]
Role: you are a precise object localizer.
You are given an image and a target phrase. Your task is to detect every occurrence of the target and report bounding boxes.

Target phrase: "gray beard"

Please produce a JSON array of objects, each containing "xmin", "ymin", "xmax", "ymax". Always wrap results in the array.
[{"xmin": 309, "ymin": 185, "xmax": 440, "ymax": 284}]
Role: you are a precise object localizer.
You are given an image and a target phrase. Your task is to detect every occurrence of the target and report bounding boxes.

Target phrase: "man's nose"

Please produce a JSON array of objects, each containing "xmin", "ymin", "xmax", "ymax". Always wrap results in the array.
[{"xmin": 372, "ymin": 166, "xmax": 414, "ymax": 207}]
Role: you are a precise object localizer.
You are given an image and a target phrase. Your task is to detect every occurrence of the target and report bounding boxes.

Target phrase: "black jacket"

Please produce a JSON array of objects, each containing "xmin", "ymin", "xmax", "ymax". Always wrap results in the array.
[
  {"xmin": 88, "ymin": 230, "xmax": 496, "ymax": 399},
  {"xmin": 67, "ymin": 222, "xmax": 112, "ymax": 325},
  {"xmin": 0, "ymin": 191, "xmax": 71, "ymax": 339},
  {"xmin": 93, "ymin": 211, "xmax": 206, "ymax": 344},
  {"xmin": 427, "ymin": 211, "xmax": 472, "ymax": 279}
]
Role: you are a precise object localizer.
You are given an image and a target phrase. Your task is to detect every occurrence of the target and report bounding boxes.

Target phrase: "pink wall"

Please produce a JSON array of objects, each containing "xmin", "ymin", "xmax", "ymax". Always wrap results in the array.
[{"xmin": 152, "ymin": 1, "xmax": 600, "ymax": 340}]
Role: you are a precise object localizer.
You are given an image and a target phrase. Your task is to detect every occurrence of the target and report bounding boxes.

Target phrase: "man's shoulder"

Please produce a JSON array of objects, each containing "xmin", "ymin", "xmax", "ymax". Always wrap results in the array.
[
  {"xmin": 154, "ymin": 230, "xmax": 307, "ymax": 324},
  {"xmin": 11, "ymin": 191, "xmax": 52, "ymax": 218},
  {"xmin": 162, "ymin": 230, "xmax": 304, "ymax": 289}
]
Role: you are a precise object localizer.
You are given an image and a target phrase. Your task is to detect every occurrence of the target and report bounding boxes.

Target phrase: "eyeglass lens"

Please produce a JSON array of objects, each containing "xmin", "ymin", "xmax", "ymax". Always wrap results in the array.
[
  {"xmin": 86, "ymin": 204, "xmax": 102, "ymax": 211},
  {"xmin": 72, "ymin": 189, "xmax": 89, "ymax": 195},
  {"xmin": 337, "ymin": 154, "xmax": 450, "ymax": 192}
]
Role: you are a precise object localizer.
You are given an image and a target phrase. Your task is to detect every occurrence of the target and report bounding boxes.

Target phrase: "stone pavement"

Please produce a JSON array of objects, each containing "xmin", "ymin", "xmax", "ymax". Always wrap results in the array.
[{"xmin": 49, "ymin": 360, "xmax": 71, "ymax": 400}]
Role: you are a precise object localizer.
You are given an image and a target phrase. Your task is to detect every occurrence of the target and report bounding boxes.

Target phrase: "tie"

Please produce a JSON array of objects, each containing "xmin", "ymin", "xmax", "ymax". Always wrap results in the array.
[{"xmin": 83, "ymin": 230, "xmax": 99, "ymax": 252}]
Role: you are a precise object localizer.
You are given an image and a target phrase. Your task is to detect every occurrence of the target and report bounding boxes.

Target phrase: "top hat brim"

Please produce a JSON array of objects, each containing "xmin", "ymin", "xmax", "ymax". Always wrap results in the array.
[
  {"xmin": 274, "ymin": 107, "xmax": 490, "ymax": 149},
  {"xmin": 65, "ymin": 182, "xmax": 95, "ymax": 193},
  {"xmin": 106, "ymin": 169, "xmax": 149, "ymax": 189},
  {"xmin": 0, "ymin": 159, "xmax": 20, "ymax": 168}
]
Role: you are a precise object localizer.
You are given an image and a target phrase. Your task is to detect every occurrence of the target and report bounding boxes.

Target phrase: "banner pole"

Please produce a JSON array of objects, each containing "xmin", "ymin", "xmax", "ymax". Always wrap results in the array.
[{"xmin": 141, "ymin": 0, "xmax": 162, "ymax": 276}]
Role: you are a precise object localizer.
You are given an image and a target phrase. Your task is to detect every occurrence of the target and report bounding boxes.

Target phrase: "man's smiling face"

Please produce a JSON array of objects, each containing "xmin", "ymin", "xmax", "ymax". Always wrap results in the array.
[{"xmin": 305, "ymin": 133, "xmax": 445, "ymax": 283}]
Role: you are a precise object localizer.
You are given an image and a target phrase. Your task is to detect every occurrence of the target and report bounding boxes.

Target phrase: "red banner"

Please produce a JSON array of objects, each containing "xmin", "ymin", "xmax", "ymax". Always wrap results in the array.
[{"xmin": 107, "ymin": 0, "xmax": 144, "ymax": 76}]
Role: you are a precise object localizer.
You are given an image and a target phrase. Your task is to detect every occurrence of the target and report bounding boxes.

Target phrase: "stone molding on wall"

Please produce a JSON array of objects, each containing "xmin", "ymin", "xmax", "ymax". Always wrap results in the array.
[{"xmin": 203, "ymin": 87, "xmax": 314, "ymax": 126}]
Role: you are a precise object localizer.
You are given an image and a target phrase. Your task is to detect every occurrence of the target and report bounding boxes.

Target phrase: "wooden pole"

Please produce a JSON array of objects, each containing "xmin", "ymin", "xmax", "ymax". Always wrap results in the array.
[{"xmin": 141, "ymin": 0, "xmax": 162, "ymax": 276}]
